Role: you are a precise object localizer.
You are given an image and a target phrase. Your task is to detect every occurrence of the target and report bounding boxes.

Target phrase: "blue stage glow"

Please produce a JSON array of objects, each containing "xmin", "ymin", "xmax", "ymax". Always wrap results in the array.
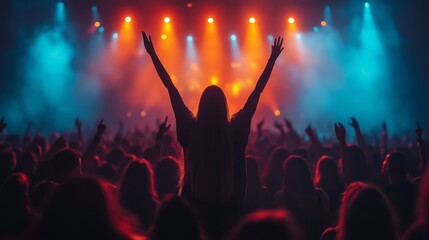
[
  {"xmin": 112, "ymin": 33, "xmax": 118, "ymax": 39},
  {"xmin": 230, "ymin": 34, "xmax": 237, "ymax": 41},
  {"xmin": 187, "ymin": 35, "xmax": 193, "ymax": 41}
]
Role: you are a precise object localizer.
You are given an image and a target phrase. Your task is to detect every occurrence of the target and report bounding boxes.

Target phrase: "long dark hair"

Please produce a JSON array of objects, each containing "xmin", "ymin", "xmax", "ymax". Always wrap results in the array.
[
  {"xmin": 338, "ymin": 183, "xmax": 399, "ymax": 240},
  {"xmin": 182, "ymin": 85, "xmax": 234, "ymax": 203},
  {"xmin": 32, "ymin": 177, "xmax": 135, "ymax": 240},
  {"xmin": 119, "ymin": 159, "xmax": 159, "ymax": 230}
]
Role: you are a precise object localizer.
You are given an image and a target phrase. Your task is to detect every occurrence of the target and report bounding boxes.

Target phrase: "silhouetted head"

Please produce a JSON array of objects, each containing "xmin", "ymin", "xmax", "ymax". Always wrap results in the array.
[
  {"xmin": 51, "ymin": 149, "xmax": 82, "ymax": 181},
  {"xmin": 263, "ymin": 147, "xmax": 290, "ymax": 193},
  {"xmin": 32, "ymin": 136, "xmax": 49, "ymax": 155},
  {"xmin": 344, "ymin": 145, "xmax": 371, "ymax": 184},
  {"xmin": 228, "ymin": 210, "xmax": 299, "ymax": 240},
  {"xmin": 338, "ymin": 183, "xmax": 399, "ymax": 240},
  {"xmin": 15, "ymin": 150, "xmax": 37, "ymax": 179},
  {"xmin": 197, "ymin": 85, "xmax": 229, "ymax": 123},
  {"xmin": 33, "ymin": 177, "xmax": 134, "ymax": 240},
  {"xmin": 155, "ymin": 156, "xmax": 180, "ymax": 199},
  {"xmin": 314, "ymin": 155, "xmax": 343, "ymax": 191},
  {"xmin": 150, "ymin": 195, "xmax": 202, "ymax": 240},
  {"xmin": 106, "ymin": 148, "xmax": 125, "ymax": 167},
  {"xmin": 383, "ymin": 151, "xmax": 408, "ymax": 183},
  {"xmin": 0, "ymin": 150, "xmax": 16, "ymax": 184},
  {"xmin": 30, "ymin": 180, "xmax": 58, "ymax": 211},
  {"xmin": 282, "ymin": 155, "xmax": 314, "ymax": 194},
  {"xmin": 0, "ymin": 173, "xmax": 30, "ymax": 236},
  {"xmin": 96, "ymin": 163, "xmax": 118, "ymax": 184},
  {"xmin": 119, "ymin": 159, "xmax": 158, "ymax": 229},
  {"xmin": 0, "ymin": 173, "xmax": 29, "ymax": 214}
]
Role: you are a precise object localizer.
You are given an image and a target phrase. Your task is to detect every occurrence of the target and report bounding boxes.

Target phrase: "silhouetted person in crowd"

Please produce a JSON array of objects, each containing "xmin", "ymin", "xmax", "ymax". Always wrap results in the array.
[
  {"xmin": 382, "ymin": 151, "xmax": 417, "ymax": 232},
  {"xmin": 0, "ymin": 173, "xmax": 31, "ymax": 239},
  {"xmin": 263, "ymin": 147, "xmax": 290, "ymax": 199},
  {"xmin": 227, "ymin": 210, "xmax": 299, "ymax": 240},
  {"xmin": 0, "ymin": 150, "xmax": 16, "ymax": 186},
  {"xmin": 31, "ymin": 177, "xmax": 139, "ymax": 240},
  {"xmin": 106, "ymin": 148, "xmax": 125, "ymax": 167},
  {"xmin": 143, "ymin": 32, "xmax": 283, "ymax": 238},
  {"xmin": 334, "ymin": 123, "xmax": 374, "ymax": 184},
  {"xmin": 150, "ymin": 194, "xmax": 203, "ymax": 240},
  {"xmin": 15, "ymin": 150, "xmax": 37, "ymax": 179},
  {"xmin": 403, "ymin": 165, "xmax": 429, "ymax": 240},
  {"xmin": 30, "ymin": 180, "xmax": 58, "ymax": 213},
  {"xmin": 154, "ymin": 156, "xmax": 180, "ymax": 199},
  {"xmin": 119, "ymin": 159, "xmax": 159, "ymax": 231},
  {"xmin": 245, "ymin": 157, "xmax": 270, "ymax": 213},
  {"xmin": 96, "ymin": 163, "xmax": 118, "ymax": 184},
  {"xmin": 51, "ymin": 148, "xmax": 82, "ymax": 181},
  {"xmin": 321, "ymin": 182, "xmax": 399, "ymax": 240},
  {"xmin": 314, "ymin": 155, "xmax": 345, "ymax": 225},
  {"xmin": 275, "ymin": 155, "xmax": 329, "ymax": 240}
]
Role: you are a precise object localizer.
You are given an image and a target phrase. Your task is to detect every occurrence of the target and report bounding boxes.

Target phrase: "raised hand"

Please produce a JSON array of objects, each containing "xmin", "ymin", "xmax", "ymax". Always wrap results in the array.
[
  {"xmin": 305, "ymin": 124, "xmax": 313, "ymax": 135},
  {"xmin": 334, "ymin": 122, "xmax": 346, "ymax": 145},
  {"xmin": 75, "ymin": 117, "xmax": 82, "ymax": 129},
  {"xmin": 269, "ymin": 36, "xmax": 284, "ymax": 61},
  {"xmin": 157, "ymin": 116, "xmax": 171, "ymax": 139},
  {"xmin": 97, "ymin": 118, "xmax": 107, "ymax": 134},
  {"xmin": 0, "ymin": 117, "xmax": 6, "ymax": 132},
  {"xmin": 349, "ymin": 117, "xmax": 360, "ymax": 129},
  {"xmin": 416, "ymin": 121, "xmax": 423, "ymax": 141},
  {"xmin": 142, "ymin": 32, "xmax": 155, "ymax": 56}
]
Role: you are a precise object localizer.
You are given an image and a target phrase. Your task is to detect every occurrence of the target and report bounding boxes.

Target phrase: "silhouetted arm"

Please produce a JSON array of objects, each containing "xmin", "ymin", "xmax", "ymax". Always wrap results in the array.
[
  {"xmin": 153, "ymin": 116, "xmax": 171, "ymax": 165},
  {"xmin": 306, "ymin": 124, "xmax": 323, "ymax": 160},
  {"xmin": 241, "ymin": 37, "xmax": 284, "ymax": 117},
  {"xmin": 142, "ymin": 32, "xmax": 189, "ymax": 118},
  {"xmin": 75, "ymin": 117, "xmax": 84, "ymax": 146},
  {"xmin": 416, "ymin": 122, "xmax": 428, "ymax": 173},
  {"xmin": 82, "ymin": 119, "xmax": 106, "ymax": 174},
  {"xmin": 349, "ymin": 117, "xmax": 375, "ymax": 172},
  {"xmin": 335, "ymin": 122, "xmax": 352, "ymax": 184}
]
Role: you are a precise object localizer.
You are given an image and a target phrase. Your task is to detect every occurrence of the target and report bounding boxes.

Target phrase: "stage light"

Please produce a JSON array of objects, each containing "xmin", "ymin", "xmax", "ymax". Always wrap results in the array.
[
  {"xmin": 313, "ymin": 26, "xmax": 319, "ymax": 32},
  {"xmin": 267, "ymin": 35, "xmax": 274, "ymax": 41},
  {"xmin": 161, "ymin": 34, "xmax": 167, "ymax": 40},
  {"xmin": 274, "ymin": 110, "xmax": 281, "ymax": 117},
  {"xmin": 232, "ymin": 83, "xmax": 240, "ymax": 95},
  {"xmin": 164, "ymin": 17, "xmax": 171, "ymax": 23},
  {"xmin": 140, "ymin": 111, "xmax": 147, "ymax": 117},
  {"xmin": 321, "ymin": 21, "xmax": 327, "ymax": 27},
  {"xmin": 230, "ymin": 34, "xmax": 237, "ymax": 41},
  {"xmin": 125, "ymin": 16, "xmax": 132, "ymax": 22},
  {"xmin": 94, "ymin": 21, "xmax": 101, "ymax": 27},
  {"xmin": 208, "ymin": 17, "xmax": 214, "ymax": 23},
  {"xmin": 91, "ymin": 6, "xmax": 97, "ymax": 12},
  {"xmin": 112, "ymin": 33, "xmax": 118, "ymax": 39},
  {"xmin": 288, "ymin": 17, "xmax": 295, "ymax": 24},
  {"xmin": 99, "ymin": 27, "xmax": 104, "ymax": 33},
  {"xmin": 295, "ymin": 33, "xmax": 302, "ymax": 39},
  {"xmin": 187, "ymin": 35, "xmax": 193, "ymax": 41},
  {"xmin": 211, "ymin": 77, "xmax": 218, "ymax": 85},
  {"xmin": 187, "ymin": 2, "xmax": 193, "ymax": 8},
  {"xmin": 365, "ymin": 2, "xmax": 370, "ymax": 8},
  {"xmin": 249, "ymin": 17, "xmax": 256, "ymax": 23}
]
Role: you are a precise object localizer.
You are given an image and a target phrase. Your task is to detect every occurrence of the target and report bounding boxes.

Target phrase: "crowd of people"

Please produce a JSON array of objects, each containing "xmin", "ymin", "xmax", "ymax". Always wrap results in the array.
[{"xmin": 0, "ymin": 33, "xmax": 428, "ymax": 240}]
